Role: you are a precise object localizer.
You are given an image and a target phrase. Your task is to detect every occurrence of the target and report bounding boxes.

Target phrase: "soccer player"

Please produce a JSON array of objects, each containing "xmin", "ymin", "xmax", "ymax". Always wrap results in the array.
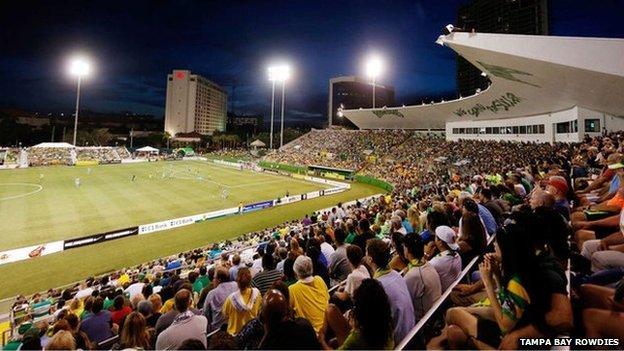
[
  {"xmin": 131, "ymin": 174, "xmax": 136, "ymax": 182},
  {"xmin": 74, "ymin": 178, "xmax": 81, "ymax": 188},
  {"xmin": 221, "ymin": 188, "xmax": 229, "ymax": 200}
]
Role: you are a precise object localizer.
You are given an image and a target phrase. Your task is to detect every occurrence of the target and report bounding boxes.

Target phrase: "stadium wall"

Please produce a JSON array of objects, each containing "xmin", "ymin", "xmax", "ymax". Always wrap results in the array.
[{"xmin": 446, "ymin": 106, "xmax": 622, "ymax": 143}]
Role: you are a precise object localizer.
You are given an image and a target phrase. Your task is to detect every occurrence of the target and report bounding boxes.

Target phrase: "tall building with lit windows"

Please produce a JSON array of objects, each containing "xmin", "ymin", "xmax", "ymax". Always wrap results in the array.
[{"xmin": 164, "ymin": 69, "xmax": 227, "ymax": 136}]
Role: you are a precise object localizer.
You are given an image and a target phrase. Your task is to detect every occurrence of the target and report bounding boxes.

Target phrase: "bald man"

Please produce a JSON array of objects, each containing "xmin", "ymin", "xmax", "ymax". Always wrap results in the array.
[{"xmin": 529, "ymin": 186, "xmax": 556, "ymax": 210}]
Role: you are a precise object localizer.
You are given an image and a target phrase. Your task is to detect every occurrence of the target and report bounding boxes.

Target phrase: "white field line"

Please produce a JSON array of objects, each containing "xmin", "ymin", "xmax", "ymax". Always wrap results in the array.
[{"xmin": 0, "ymin": 183, "xmax": 44, "ymax": 201}]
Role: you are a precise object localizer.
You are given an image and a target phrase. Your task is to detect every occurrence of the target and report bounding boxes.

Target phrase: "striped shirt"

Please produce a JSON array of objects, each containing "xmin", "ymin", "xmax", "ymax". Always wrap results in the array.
[{"xmin": 251, "ymin": 269, "xmax": 283, "ymax": 295}]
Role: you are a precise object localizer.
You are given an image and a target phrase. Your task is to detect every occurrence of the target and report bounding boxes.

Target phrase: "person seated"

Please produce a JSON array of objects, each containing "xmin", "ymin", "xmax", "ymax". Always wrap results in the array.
[
  {"xmin": 581, "ymin": 280, "xmax": 624, "ymax": 345},
  {"xmin": 259, "ymin": 289, "xmax": 320, "ymax": 350},
  {"xmin": 222, "ymin": 267, "xmax": 262, "ymax": 335},
  {"xmin": 288, "ymin": 255, "xmax": 330, "ymax": 334},
  {"xmin": 332, "ymin": 245, "xmax": 370, "ymax": 305},
  {"xmin": 319, "ymin": 279, "xmax": 395, "ymax": 350},
  {"xmin": 428, "ymin": 226, "xmax": 462, "ymax": 292},
  {"xmin": 366, "ymin": 238, "xmax": 415, "ymax": 344},
  {"xmin": 155, "ymin": 289, "xmax": 208, "ymax": 349},
  {"xmin": 403, "ymin": 233, "xmax": 442, "ymax": 321},
  {"xmin": 572, "ymin": 163, "xmax": 624, "ymax": 223}
]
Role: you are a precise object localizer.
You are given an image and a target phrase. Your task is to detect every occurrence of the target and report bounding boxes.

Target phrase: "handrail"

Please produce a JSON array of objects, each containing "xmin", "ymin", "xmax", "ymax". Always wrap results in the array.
[{"xmin": 395, "ymin": 232, "xmax": 497, "ymax": 350}]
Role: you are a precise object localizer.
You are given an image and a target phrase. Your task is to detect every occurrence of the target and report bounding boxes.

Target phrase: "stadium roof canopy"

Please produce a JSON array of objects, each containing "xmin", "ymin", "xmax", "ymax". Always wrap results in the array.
[
  {"xmin": 31, "ymin": 142, "xmax": 75, "ymax": 148},
  {"xmin": 343, "ymin": 32, "xmax": 624, "ymax": 130}
]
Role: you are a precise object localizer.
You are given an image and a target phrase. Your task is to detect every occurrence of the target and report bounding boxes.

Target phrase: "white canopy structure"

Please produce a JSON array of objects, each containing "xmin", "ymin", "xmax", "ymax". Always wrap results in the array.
[
  {"xmin": 135, "ymin": 146, "xmax": 159, "ymax": 154},
  {"xmin": 342, "ymin": 31, "xmax": 624, "ymax": 143},
  {"xmin": 250, "ymin": 139, "xmax": 266, "ymax": 147}
]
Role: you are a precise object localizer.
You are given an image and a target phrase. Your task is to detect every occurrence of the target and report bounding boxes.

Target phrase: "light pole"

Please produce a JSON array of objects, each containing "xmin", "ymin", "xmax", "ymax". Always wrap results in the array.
[
  {"xmin": 268, "ymin": 64, "xmax": 290, "ymax": 149},
  {"xmin": 268, "ymin": 67, "xmax": 277, "ymax": 149},
  {"xmin": 68, "ymin": 57, "xmax": 91, "ymax": 146},
  {"xmin": 365, "ymin": 55, "xmax": 383, "ymax": 109}
]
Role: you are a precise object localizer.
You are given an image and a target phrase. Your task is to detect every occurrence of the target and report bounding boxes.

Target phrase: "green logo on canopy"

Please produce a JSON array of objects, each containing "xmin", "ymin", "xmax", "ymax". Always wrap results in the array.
[
  {"xmin": 478, "ymin": 61, "xmax": 540, "ymax": 88},
  {"xmin": 372, "ymin": 109, "xmax": 405, "ymax": 118}
]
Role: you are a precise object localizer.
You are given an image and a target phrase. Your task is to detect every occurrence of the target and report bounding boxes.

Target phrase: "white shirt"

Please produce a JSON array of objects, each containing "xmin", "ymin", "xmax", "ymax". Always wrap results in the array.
[
  {"xmin": 125, "ymin": 282, "xmax": 145, "ymax": 299},
  {"xmin": 344, "ymin": 265, "xmax": 370, "ymax": 297},
  {"xmin": 320, "ymin": 242, "xmax": 335, "ymax": 265},
  {"xmin": 429, "ymin": 250, "xmax": 462, "ymax": 292}
]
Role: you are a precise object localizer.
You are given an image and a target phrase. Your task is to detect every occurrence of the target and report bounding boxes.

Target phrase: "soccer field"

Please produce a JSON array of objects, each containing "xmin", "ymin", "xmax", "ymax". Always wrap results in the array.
[{"xmin": 0, "ymin": 160, "xmax": 329, "ymax": 251}]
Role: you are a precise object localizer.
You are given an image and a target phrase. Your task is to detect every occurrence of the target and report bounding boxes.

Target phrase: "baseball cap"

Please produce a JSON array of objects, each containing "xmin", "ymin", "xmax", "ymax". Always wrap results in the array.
[
  {"xmin": 546, "ymin": 176, "xmax": 569, "ymax": 194},
  {"xmin": 434, "ymin": 226, "xmax": 459, "ymax": 251},
  {"xmin": 608, "ymin": 163, "xmax": 624, "ymax": 170}
]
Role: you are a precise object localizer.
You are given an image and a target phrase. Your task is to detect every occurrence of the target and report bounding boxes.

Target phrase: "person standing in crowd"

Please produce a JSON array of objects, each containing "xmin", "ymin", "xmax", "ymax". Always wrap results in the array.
[{"xmin": 352, "ymin": 219, "xmax": 375, "ymax": 253}]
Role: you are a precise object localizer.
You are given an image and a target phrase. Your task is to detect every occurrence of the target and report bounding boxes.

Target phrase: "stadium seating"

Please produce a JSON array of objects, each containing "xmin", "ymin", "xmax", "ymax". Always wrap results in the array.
[{"xmin": 4, "ymin": 132, "xmax": 624, "ymax": 350}]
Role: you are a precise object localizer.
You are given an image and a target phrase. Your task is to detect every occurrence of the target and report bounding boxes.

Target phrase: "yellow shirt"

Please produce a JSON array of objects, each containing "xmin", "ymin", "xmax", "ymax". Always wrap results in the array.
[
  {"xmin": 289, "ymin": 276, "xmax": 329, "ymax": 333},
  {"xmin": 222, "ymin": 288, "xmax": 262, "ymax": 335},
  {"xmin": 160, "ymin": 298, "xmax": 174, "ymax": 314},
  {"xmin": 117, "ymin": 273, "xmax": 130, "ymax": 286}
]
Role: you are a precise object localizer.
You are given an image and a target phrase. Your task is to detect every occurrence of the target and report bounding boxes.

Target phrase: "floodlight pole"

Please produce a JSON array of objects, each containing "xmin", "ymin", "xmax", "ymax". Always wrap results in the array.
[
  {"xmin": 269, "ymin": 80, "xmax": 275, "ymax": 149},
  {"xmin": 372, "ymin": 76, "xmax": 376, "ymax": 109},
  {"xmin": 72, "ymin": 75, "xmax": 82, "ymax": 146},
  {"xmin": 279, "ymin": 80, "xmax": 286, "ymax": 149}
]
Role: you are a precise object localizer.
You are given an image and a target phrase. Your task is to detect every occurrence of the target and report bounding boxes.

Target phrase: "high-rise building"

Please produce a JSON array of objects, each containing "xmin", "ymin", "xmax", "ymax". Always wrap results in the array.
[
  {"xmin": 456, "ymin": 0, "xmax": 549, "ymax": 97},
  {"xmin": 328, "ymin": 76, "xmax": 395, "ymax": 127},
  {"xmin": 164, "ymin": 69, "xmax": 227, "ymax": 136}
]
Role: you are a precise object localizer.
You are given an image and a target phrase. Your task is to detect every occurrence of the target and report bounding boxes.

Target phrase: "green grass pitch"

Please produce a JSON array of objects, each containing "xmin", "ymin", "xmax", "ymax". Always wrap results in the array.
[
  {"xmin": 0, "ymin": 161, "xmax": 383, "ymax": 300},
  {"xmin": 0, "ymin": 160, "xmax": 329, "ymax": 250}
]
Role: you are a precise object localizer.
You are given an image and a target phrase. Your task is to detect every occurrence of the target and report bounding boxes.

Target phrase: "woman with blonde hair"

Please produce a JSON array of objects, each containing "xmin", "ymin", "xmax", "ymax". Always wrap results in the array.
[
  {"xmin": 118, "ymin": 312, "xmax": 151, "ymax": 350},
  {"xmin": 46, "ymin": 330, "xmax": 76, "ymax": 350}
]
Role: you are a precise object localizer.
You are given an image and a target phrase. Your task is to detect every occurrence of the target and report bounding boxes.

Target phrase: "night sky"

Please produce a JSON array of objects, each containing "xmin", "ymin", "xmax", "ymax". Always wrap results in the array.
[{"xmin": 1, "ymin": 0, "xmax": 623, "ymax": 124}]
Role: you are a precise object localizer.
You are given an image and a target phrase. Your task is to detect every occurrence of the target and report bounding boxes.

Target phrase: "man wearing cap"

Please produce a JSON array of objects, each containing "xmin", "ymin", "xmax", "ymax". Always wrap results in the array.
[
  {"xmin": 428, "ymin": 226, "xmax": 462, "ymax": 292},
  {"xmin": 546, "ymin": 175, "xmax": 571, "ymax": 220}
]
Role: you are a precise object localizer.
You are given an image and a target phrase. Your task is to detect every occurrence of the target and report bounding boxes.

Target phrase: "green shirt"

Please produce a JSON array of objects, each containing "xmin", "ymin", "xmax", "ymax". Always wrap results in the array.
[
  {"xmin": 103, "ymin": 297, "xmax": 113, "ymax": 310},
  {"xmin": 197, "ymin": 275, "xmax": 210, "ymax": 290},
  {"xmin": 339, "ymin": 329, "xmax": 394, "ymax": 350},
  {"xmin": 192, "ymin": 280, "xmax": 203, "ymax": 294},
  {"xmin": 345, "ymin": 231, "xmax": 356, "ymax": 244}
]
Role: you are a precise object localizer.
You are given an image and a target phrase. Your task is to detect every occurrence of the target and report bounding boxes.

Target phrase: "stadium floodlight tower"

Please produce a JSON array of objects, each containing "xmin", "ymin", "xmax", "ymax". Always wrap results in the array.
[
  {"xmin": 267, "ymin": 64, "xmax": 291, "ymax": 149},
  {"xmin": 68, "ymin": 56, "xmax": 91, "ymax": 146},
  {"xmin": 365, "ymin": 55, "xmax": 383, "ymax": 109}
]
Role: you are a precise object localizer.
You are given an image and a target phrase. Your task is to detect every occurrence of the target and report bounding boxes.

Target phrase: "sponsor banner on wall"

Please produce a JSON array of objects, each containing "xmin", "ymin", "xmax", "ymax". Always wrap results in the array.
[
  {"xmin": 0, "ymin": 241, "xmax": 64, "ymax": 266},
  {"xmin": 64, "ymin": 227, "xmax": 138, "ymax": 250},
  {"xmin": 276, "ymin": 195, "xmax": 303, "ymax": 206},
  {"xmin": 306, "ymin": 191, "xmax": 320, "ymax": 199},
  {"xmin": 139, "ymin": 207, "xmax": 239, "ymax": 235},
  {"xmin": 323, "ymin": 187, "xmax": 346, "ymax": 196},
  {"xmin": 243, "ymin": 200, "xmax": 274, "ymax": 213}
]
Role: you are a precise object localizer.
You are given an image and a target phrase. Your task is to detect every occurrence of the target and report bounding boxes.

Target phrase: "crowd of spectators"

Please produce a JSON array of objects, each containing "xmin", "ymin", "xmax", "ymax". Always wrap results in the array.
[
  {"xmin": 5, "ymin": 131, "xmax": 624, "ymax": 350},
  {"xmin": 26, "ymin": 146, "xmax": 133, "ymax": 166},
  {"xmin": 76, "ymin": 147, "xmax": 131, "ymax": 164}
]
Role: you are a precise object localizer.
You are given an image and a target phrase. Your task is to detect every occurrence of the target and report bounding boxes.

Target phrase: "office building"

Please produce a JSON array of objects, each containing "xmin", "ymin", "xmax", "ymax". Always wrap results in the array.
[
  {"xmin": 328, "ymin": 76, "xmax": 394, "ymax": 127},
  {"xmin": 164, "ymin": 69, "xmax": 227, "ymax": 136}
]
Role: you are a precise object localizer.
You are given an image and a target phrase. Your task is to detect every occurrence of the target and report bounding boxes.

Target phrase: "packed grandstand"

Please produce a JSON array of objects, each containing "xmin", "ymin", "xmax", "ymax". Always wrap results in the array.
[{"xmin": 2, "ymin": 130, "xmax": 624, "ymax": 350}]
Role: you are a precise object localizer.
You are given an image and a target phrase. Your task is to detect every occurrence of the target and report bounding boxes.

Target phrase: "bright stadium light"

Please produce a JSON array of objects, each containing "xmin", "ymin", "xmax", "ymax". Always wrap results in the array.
[
  {"xmin": 267, "ymin": 64, "xmax": 291, "ymax": 149},
  {"xmin": 365, "ymin": 55, "xmax": 384, "ymax": 108},
  {"xmin": 68, "ymin": 56, "xmax": 92, "ymax": 146}
]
